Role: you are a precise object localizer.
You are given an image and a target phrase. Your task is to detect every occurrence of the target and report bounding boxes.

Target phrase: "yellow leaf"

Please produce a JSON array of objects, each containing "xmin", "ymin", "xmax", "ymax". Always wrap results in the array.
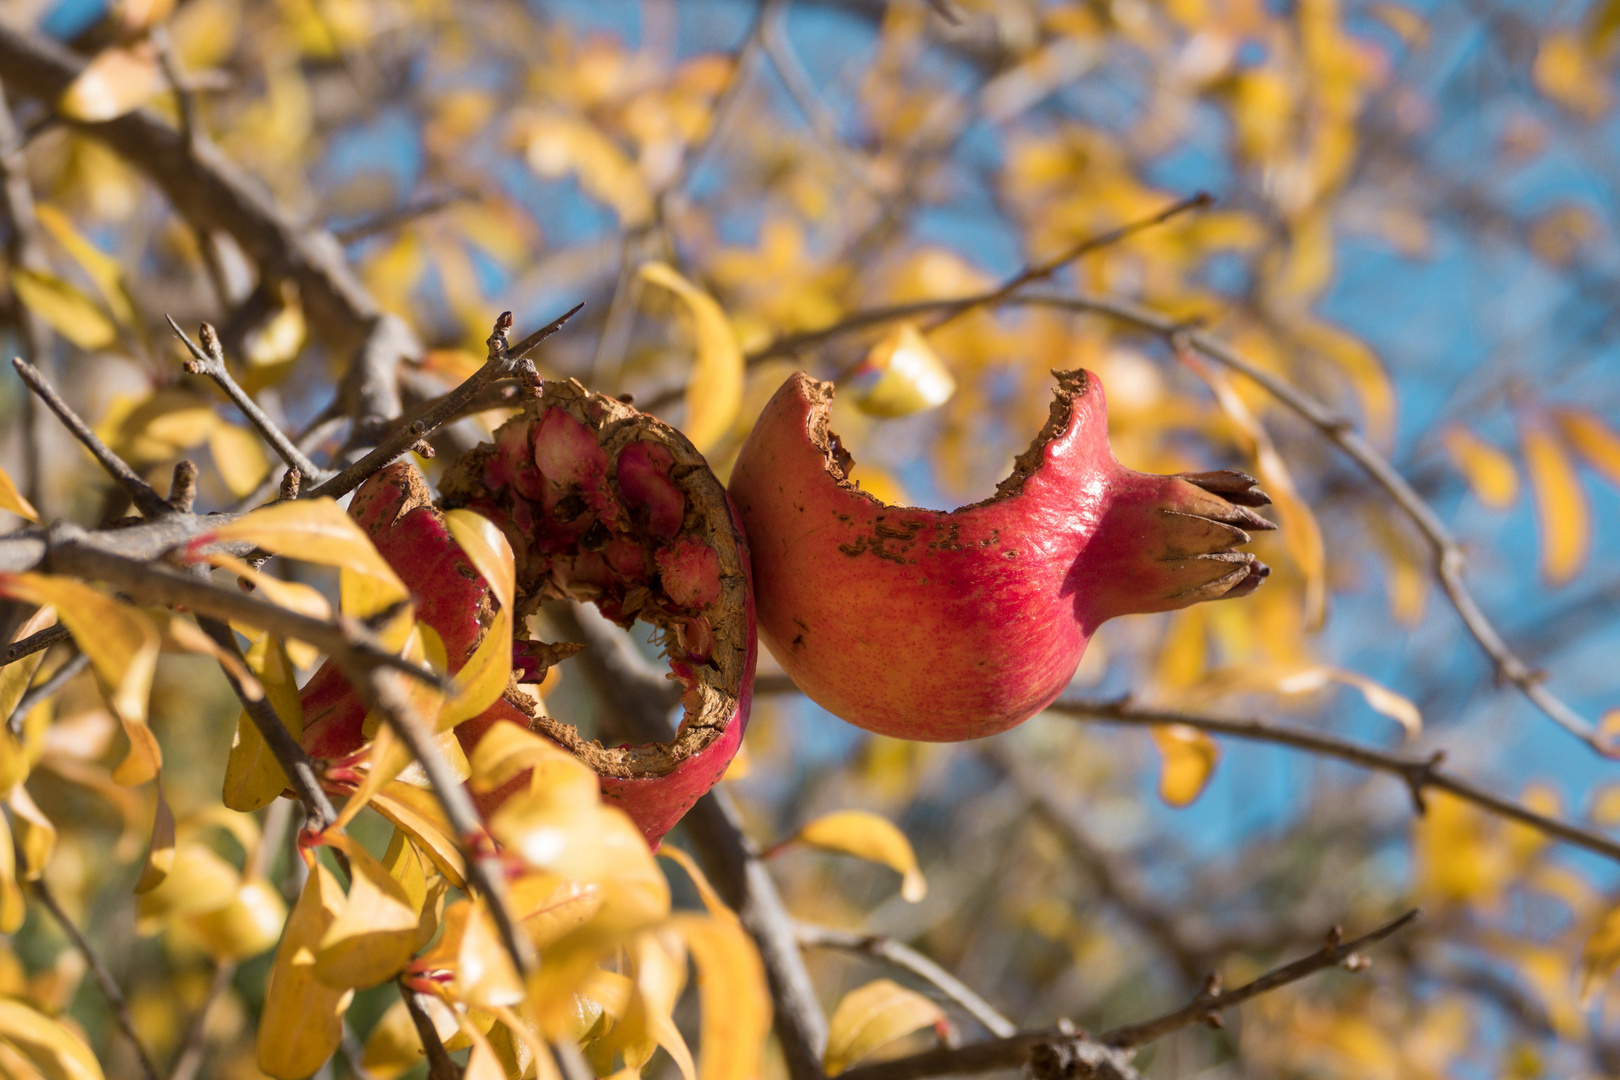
[
  {"xmin": 444, "ymin": 509, "xmax": 516, "ymax": 613},
  {"xmin": 1553, "ymin": 408, "xmax": 1620, "ymax": 490},
  {"xmin": 112, "ymin": 719, "xmax": 162, "ymax": 787},
  {"xmin": 1533, "ymin": 31, "xmax": 1612, "ymax": 118},
  {"xmin": 135, "ymin": 843, "xmax": 240, "ymax": 931},
  {"xmin": 185, "ymin": 878, "xmax": 288, "ymax": 961},
  {"xmin": 1151, "ymin": 724, "xmax": 1219, "ymax": 807},
  {"xmin": 1581, "ymin": 903, "xmax": 1620, "ymax": 1003},
  {"xmin": 6, "ymin": 787, "xmax": 54, "ymax": 881},
  {"xmin": 787, "ymin": 810, "xmax": 927, "ymax": 902},
  {"xmin": 849, "ymin": 322, "xmax": 956, "ymax": 418},
  {"xmin": 207, "ymin": 552, "xmax": 333, "ymax": 623},
  {"xmin": 0, "ymin": 610, "xmax": 55, "ymax": 772},
  {"xmin": 33, "ymin": 204, "xmax": 136, "ymax": 326},
  {"xmin": 1520, "ymin": 420, "xmax": 1589, "ymax": 584},
  {"xmin": 824, "ymin": 978, "xmax": 945, "ymax": 1075},
  {"xmin": 439, "ymin": 608, "xmax": 511, "ymax": 729},
  {"xmin": 133, "ymin": 781, "xmax": 175, "ymax": 894},
  {"xmin": 360, "ymin": 999, "xmax": 430, "ymax": 1080},
  {"xmin": 243, "ymin": 289, "xmax": 307, "ymax": 367},
  {"xmin": 57, "ymin": 43, "xmax": 166, "ymax": 122},
  {"xmin": 258, "ymin": 857, "xmax": 352, "ymax": 1079},
  {"xmin": 0, "ymin": 998, "xmax": 105, "ymax": 1080},
  {"xmin": 670, "ymin": 912, "xmax": 771, "ymax": 1080},
  {"xmin": 0, "ymin": 574, "xmax": 158, "ymax": 727},
  {"xmin": 0, "ymin": 464, "xmax": 39, "ymax": 523},
  {"xmin": 223, "ymin": 635, "xmax": 304, "ymax": 813},
  {"xmin": 369, "ymin": 782, "xmax": 468, "ymax": 889},
  {"xmin": 638, "ymin": 261, "xmax": 743, "ymax": 453},
  {"xmin": 1222, "ymin": 664, "xmax": 1423, "ymax": 738},
  {"xmin": 1440, "ymin": 426, "xmax": 1518, "ymax": 509},
  {"xmin": 1294, "ymin": 320, "xmax": 1396, "ymax": 449},
  {"xmin": 207, "ymin": 498, "xmax": 405, "ymax": 597},
  {"xmin": 0, "ymin": 813, "xmax": 24, "ymax": 934},
  {"xmin": 418, "ymin": 898, "xmax": 525, "ymax": 1008},
  {"xmin": 1414, "ymin": 790, "xmax": 1511, "ymax": 905},
  {"xmin": 208, "ymin": 422, "xmax": 272, "ymax": 498},
  {"xmin": 468, "ymin": 723, "xmax": 598, "ymax": 801},
  {"xmin": 10, "ymin": 269, "xmax": 118, "ymax": 350},
  {"xmin": 314, "ymin": 833, "xmax": 424, "ymax": 989}
]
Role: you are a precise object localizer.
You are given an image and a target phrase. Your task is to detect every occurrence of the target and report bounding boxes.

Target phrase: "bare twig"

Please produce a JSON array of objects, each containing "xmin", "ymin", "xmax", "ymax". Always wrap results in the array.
[
  {"xmin": 31, "ymin": 876, "xmax": 163, "ymax": 1080},
  {"xmin": 196, "ymin": 616, "xmax": 337, "ymax": 830},
  {"xmin": 333, "ymin": 191, "xmax": 471, "ymax": 244},
  {"xmin": 558, "ymin": 604, "xmax": 830, "ymax": 1080},
  {"xmin": 831, "ymin": 912, "xmax": 1417, "ymax": 1080},
  {"xmin": 305, "ymin": 305, "xmax": 580, "ymax": 502},
  {"xmin": 399, "ymin": 982, "xmax": 460, "ymax": 1080},
  {"xmin": 7, "ymin": 648, "xmax": 86, "ymax": 733},
  {"xmin": 0, "ymin": 623, "xmax": 70, "ymax": 667},
  {"xmin": 11, "ymin": 358, "xmax": 172, "ymax": 519},
  {"xmin": 166, "ymin": 317, "xmax": 331, "ymax": 482},
  {"xmin": 1098, "ymin": 909, "xmax": 1421, "ymax": 1047},
  {"xmin": 165, "ymin": 958, "xmax": 237, "ymax": 1080},
  {"xmin": 797, "ymin": 923, "xmax": 1016, "ymax": 1038},
  {"xmin": 1048, "ymin": 697, "xmax": 1620, "ymax": 865}
]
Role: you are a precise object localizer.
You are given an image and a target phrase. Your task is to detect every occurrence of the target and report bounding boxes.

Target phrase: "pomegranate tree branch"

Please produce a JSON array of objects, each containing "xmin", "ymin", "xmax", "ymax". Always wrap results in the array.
[
  {"xmin": 557, "ymin": 606, "xmax": 831, "ymax": 1080},
  {"xmin": 304, "ymin": 305, "xmax": 581, "ymax": 502},
  {"xmin": 30, "ymin": 876, "xmax": 163, "ymax": 1080},
  {"xmin": 166, "ymin": 316, "xmax": 332, "ymax": 482},
  {"xmin": 165, "ymin": 958, "xmax": 237, "ymax": 1080},
  {"xmin": 832, "ymin": 911, "xmax": 1416, "ymax": 1080},
  {"xmin": 195, "ymin": 616, "xmax": 337, "ymax": 831},
  {"xmin": 399, "ymin": 981, "xmax": 461, "ymax": 1080},
  {"xmin": 11, "ymin": 358, "xmax": 172, "ymax": 519},
  {"xmin": 1097, "ymin": 908, "xmax": 1420, "ymax": 1048},
  {"xmin": 7, "ymin": 649, "xmax": 87, "ymax": 734},
  {"xmin": 0, "ymin": 623, "xmax": 69, "ymax": 667},
  {"xmin": 796, "ymin": 923, "xmax": 1017, "ymax": 1038},
  {"xmin": 1049, "ymin": 696, "xmax": 1620, "ymax": 865}
]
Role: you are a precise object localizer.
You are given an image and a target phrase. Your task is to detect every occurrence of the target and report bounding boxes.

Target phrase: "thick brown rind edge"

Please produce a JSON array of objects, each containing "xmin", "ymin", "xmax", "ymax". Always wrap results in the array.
[
  {"xmin": 795, "ymin": 368, "xmax": 1092, "ymax": 512},
  {"xmin": 438, "ymin": 379, "xmax": 749, "ymax": 782}
]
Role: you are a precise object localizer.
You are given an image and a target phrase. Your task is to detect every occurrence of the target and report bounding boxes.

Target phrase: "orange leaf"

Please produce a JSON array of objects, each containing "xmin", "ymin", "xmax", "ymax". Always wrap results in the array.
[{"xmin": 1151, "ymin": 724, "xmax": 1219, "ymax": 807}]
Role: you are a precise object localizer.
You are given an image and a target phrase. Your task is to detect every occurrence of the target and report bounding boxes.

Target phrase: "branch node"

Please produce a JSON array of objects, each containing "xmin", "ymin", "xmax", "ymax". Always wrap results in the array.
[{"xmin": 168, "ymin": 460, "xmax": 198, "ymax": 512}]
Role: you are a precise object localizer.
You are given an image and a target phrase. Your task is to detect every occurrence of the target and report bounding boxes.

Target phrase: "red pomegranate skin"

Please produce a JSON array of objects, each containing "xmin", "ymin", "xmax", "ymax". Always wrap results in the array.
[{"xmin": 728, "ymin": 369, "xmax": 1274, "ymax": 742}]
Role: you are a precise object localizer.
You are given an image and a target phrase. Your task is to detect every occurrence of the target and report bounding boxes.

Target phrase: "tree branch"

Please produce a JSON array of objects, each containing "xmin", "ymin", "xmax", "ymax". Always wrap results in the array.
[
  {"xmin": 1049, "ymin": 696, "xmax": 1620, "ymax": 865},
  {"xmin": 796, "ymin": 923, "xmax": 1016, "ymax": 1038},
  {"xmin": 31, "ymin": 876, "xmax": 163, "ymax": 1080},
  {"xmin": 0, "ymin": 623, "xmax": 69, "ymax": 668}
]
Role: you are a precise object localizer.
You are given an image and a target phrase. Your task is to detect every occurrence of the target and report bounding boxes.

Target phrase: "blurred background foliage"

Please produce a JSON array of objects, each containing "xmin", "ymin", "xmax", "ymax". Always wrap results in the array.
[{"xmin": 5, "ymin": 0, "xmax": 1620, "ymax": 1077}]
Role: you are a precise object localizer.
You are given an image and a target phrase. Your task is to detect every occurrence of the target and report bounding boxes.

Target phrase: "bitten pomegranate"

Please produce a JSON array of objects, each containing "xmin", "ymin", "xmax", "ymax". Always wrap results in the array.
[
  {"xmin": 300, "ymin": 380, "xmax": 755, "ymax": 848},
  {"xmin": 728, "ymin": 369, "xmax": 1274, "ymax": 742}
]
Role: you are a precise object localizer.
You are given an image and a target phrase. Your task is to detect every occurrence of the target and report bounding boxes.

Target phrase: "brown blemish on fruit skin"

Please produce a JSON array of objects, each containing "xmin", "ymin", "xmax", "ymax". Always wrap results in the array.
[{"xmin": 438, "ymin": 379, "xmax": 751, "ymax": 782}]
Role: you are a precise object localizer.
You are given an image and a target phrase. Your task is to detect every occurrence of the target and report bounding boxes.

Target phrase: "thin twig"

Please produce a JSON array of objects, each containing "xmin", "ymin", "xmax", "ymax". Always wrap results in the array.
[
  {"xmin": 333, "ymin": 191, "xmax": 471, "ymax": 244},
  {"xmin": 165, "ymin": 958, "xmax": 237, "ymax": 1080},
  {"xmin": 196, "ymin": 616, "xmax": 338, "ymax": 830},
  {"xmin": 1098, "ymin": 909, "xmax": 1421, "ymax": 1047},
  {"xmin": 165, "ymin": 316, "xmax": 331, "ymax": 481},
  {"xmin": 11, "ymin": 358, "xmax": 172, "ymax": 519},
  {"xmin": 1048, "ymin": 696, "xmax": 1620, "ymax": 865},
  {"xmin": 399, "ymin": 982, "xmax": 460, "ymax": 1080},
  {"xmin": 31, "ymin": 876, "xmax": 164, "ymax": 1080},
  {"xmin": 797, "ymin": 923, "xmax": 1016, "ymax": 1038},
  {"xmin": 305, "ymin": 305, "xmax": 580, "ymax": 502},
  {"xmin": 0, "ymin": 622, "xmax": 70, "ymax": 667},
  {"xmin": 7, "ymin": 647, "xmax": 86, "ymax": 733}
]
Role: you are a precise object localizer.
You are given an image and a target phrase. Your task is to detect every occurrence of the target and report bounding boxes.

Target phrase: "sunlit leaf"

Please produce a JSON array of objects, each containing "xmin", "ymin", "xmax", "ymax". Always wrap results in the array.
[
  {"xmin": 639, "ymin": 261, "xmax": 744, "ymax": 453},
  {"xmin": 360, "ymin": 998, "xmax": 431, "ymax": 1080},
  {"xmin": 784, "ymin": 809, "xmax": 927, "ymax": 902},
  {"xmin": 134, "ymin": 842, "xmax": 240, "ymax": 930},
  {"xmin": 206, "ymin": 552, "xmax": 333, "ymax": 624},
  {"xmin": 186, "ymin": 878, "xmax": 288, "ymax": 961},
  {"xmin": 205, "ymin": 499, "xmax": 407, "ymax": 601},
  {"xmin": 57, "ymin": 43, "xmax": 166, "ymax": 122},
  {"xmin": 849, "ymin": 322, "xmax": 956, "ymax": 418},
  {"xmin": 223, "ymin": 635, "xmax": 304, "ymax": 813},
  {"xmin": 1532, "ymin": 31, "xmax": 1612, "ymax": 117},
  {"xmin": 1440, "ymin": 426, "xmax": 1518, "ymax": 509},
  {"xmin": 369, "ymin": 782, "xmax": 468, "ymax": 889},
  {"xmin": 243, "ymin": 287, "xmax": 307, "ymax": 367},
  {"xmin": 1553, "ymin": 407, "xmax": 1620, "ymax": 490},
  {"xmin": 0, "ymin": 574, "xmax": 158, "ymax": 728},
  {"xmin": 6, "ymin": 786, "xmax": 54, "ymax": 882},
  {"xmin": 1581, "ymin": 904, "xmax": 1620, "ymax": 1003},
  {"xmin": 440, "ymin": 511, "xmax": 515, "ymax": 727},
  {"xmin": 824, "ymin": 978, "xmax": 946, "ymax": 1075},
  {"xmin": 133, "ymin": 780, "xmax": 175, "ymax": 894},
  {"xmin": 0, "ymin": 813, "xmax": 24, "ymax": 934},
  {"xmin": 208, "ymin": 421, "xmax": 272, "ymax": 498},
  {"xmin": 671, "ymin": 911, "xmax": 771, "ymax": 1080},
  {"xmin": 258, "ymin": 857, "xmax": 352, "ymax": 1079},
  {"xmin": 1151, "ymin": 724, "xmax": 1219, "ymax": 807},
  {"xmin": 468, "ymin": 722, "xmax": 598, "ymax": 801},
  {"xmin": 0, "ymin": 464, "xmax": 39, "ymax": 523},
  {"xmin": 1520, "ymin": 419, "xmax": 1589, "ymax": 584},
  {"xmin": 10, "ymin": 269, "xmax": 118, "ymax": 350},
  {"xmin": 314, "ymin": 833, "xmax": 424, "ymax": 989},
  {"xmin": 0, "ymin": 997, "xmax": 105, "ymax": 1080},
  {"xmin": 33, "ymin": 204, "xmax": 136, "ymax": 326},
  {"xmin": 416, "ymin": 898, "xmax": 525, "ymax": 1008}
]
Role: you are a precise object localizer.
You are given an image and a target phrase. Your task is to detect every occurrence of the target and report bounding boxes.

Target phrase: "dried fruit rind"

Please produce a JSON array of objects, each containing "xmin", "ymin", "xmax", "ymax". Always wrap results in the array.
[{"xmin": 728, "ymin": 369, "xmax": 1274, "ymax": 742}]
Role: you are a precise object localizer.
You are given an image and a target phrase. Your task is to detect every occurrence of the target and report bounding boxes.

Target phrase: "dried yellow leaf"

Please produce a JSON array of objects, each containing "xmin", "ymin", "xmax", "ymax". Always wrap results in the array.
[
  {"xmin": 639, "ymin": 261, "xmax": 744, "ymax": 453},
  {"xmin": 788, "ymin": 809, "xmax": 927, "ymax": 902},
  {"xmin": 824, "ymin": 978, "xmax": 946, "ymax": 1075}
]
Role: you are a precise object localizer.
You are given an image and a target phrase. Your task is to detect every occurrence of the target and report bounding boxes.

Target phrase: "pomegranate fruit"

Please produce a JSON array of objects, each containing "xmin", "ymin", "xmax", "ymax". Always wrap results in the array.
[
  {"xmin": 728, "ymin": 369, "xmax": 1274, "ymax": 742},
  {"xmin": 299, "ymin": 380, "xmax": 755, "ymax": 848}
]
